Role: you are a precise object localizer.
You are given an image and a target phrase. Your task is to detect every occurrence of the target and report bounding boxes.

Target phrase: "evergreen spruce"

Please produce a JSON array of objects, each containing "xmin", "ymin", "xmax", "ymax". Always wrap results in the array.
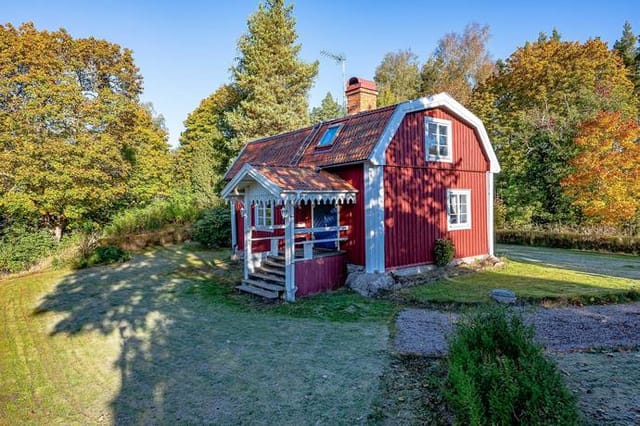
[
  {"xmin": 226, "ymin": 0, "xmax": 318, "ymax": 142},
  {"xmin": 309, "ymin": 92, "xmax": 344, "ymax": 123}
]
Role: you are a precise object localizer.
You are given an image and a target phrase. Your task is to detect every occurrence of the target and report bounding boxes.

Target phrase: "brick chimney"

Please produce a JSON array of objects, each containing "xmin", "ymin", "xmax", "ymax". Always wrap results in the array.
[{"xmin": 345, "ymin": 77, "xmax": 378, "ymax": 114}]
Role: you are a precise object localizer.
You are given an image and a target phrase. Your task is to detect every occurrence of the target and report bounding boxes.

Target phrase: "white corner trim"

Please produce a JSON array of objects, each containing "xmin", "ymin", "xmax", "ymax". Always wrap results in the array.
[
  {"xmin": 369, "ymin": 93, "xmax": 501, "ymax": 173},
  {"xmin": 363, "ymin": 162, "xmax": 385, "ymax": 273},
  {"xmin": 221, "ymin": 163, "xmax": 282, "ymax": 200},
  {"xmin": 487, "ymin": 172, "xmax": 495, "ymax": 256}
]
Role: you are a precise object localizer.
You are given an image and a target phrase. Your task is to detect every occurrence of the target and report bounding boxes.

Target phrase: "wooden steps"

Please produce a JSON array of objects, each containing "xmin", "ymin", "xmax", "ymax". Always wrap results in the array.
[{"xmin": 236, "ymin": 255, "xmax": 287, "ymax": 299}]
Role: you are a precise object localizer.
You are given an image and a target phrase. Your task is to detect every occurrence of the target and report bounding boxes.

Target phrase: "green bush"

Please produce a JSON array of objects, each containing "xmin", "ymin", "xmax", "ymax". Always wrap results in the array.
[
  {"xmin": 446, "ymin": 308, "xmax": 578, "ymax": 425},
  {"xmin": 497, "ymin": 229, "xmax": 640, "ymax": 254},
  {"xmin": 76, "ymin": 245, "xmax": 130, "ymax": 269},
  {"xmin": 104, "ymin": 193, "xmax": 199, "ymax": 237},
  {"xmin": 434, "ymin": 238, "xmax": 455, "ymax": 266},
  {"xmin": 191, "ymin": 206, "xmax": 231, "ymax": 248},
  {"xmin": 0, "ymin": 228, "xmax": 56, "ymax": 274}
]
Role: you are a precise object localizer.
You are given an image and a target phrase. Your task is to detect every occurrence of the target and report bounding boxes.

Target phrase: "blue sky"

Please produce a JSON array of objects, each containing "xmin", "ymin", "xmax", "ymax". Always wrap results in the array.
[{"xmin": 3, "ymin": 1, "xmax": 639, "ymax": 147}]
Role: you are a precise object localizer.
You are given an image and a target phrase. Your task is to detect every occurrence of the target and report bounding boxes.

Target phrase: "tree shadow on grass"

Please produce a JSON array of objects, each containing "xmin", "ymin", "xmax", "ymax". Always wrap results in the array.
[{"xmin": 34, "ymin": 245, "xmax": 388, "ymax": 424}]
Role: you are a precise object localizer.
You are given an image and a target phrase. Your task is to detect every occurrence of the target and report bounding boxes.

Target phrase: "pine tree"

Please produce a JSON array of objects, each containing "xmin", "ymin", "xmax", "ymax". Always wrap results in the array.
[
  {"xmin": 226, "ymin": 0, "xmax": 318, "ymax": 143},
  {"xmin": 613, "ymin": 21, "xmax": 640, "ymax": 99},
  {"xmin": 309, "ymin": 92, "xmax": 344, "ymax": 123}
]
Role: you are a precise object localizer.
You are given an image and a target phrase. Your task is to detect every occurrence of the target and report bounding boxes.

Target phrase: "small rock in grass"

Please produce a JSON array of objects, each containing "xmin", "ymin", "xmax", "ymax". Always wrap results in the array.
[{"xmin": 491, "ymin": 288, "xmax": 517, "ymax": 304}]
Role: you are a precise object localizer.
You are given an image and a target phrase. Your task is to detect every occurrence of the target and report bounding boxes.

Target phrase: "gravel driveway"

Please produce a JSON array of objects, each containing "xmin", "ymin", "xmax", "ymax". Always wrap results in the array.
[
  {"xmin": 395, "ymin": 303, "xmax": 640, "ymax": 356},
  {"xmin": 496, "ymin": 244, "xmax": 640, "ymax": 280}
]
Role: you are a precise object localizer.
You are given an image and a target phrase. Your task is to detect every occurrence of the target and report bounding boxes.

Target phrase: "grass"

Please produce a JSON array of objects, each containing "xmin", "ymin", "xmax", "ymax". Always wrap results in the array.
[
  {"xmin": 0, "ymin": 244, "xmax": 390, "ymax": 424},
  {"xmin": 400, "ymin": 258, "xmax": 640, "ymax": 306}
]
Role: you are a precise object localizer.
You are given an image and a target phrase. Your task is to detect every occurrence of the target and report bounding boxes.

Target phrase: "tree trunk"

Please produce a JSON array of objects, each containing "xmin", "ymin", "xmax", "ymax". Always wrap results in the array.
[{"xmin": 54, "ymin": 224, "xmax": 63, "ymax": 242}]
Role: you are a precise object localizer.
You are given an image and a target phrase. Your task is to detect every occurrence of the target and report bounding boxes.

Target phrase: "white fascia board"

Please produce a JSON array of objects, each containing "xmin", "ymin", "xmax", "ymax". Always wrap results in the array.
[
  {"xmin": 369, "ymin": 93, "xmax": 501, "ymax": 173},
  {"xmin": 220, "ymin": 164, "xmax": 282, "ymax": 200}
]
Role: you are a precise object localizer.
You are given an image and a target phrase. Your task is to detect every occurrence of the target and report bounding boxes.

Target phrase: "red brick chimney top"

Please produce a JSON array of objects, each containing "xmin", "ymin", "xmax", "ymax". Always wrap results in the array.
[{"xmin": 346, "ymin": 77, "xmax": 377, "ymax": 93}]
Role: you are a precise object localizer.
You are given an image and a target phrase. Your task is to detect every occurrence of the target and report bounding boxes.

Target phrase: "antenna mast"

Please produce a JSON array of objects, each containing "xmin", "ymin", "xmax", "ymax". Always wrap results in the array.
[{"xmin": 320, "ymin": 50, "xmax": 347, "ymax": 114}]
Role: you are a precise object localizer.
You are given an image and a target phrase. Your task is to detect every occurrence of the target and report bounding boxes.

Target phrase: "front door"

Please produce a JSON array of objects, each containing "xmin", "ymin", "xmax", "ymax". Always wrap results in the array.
[{"xmin": 313, "ymin": 203, "xmax": 337, "ymax": 249}]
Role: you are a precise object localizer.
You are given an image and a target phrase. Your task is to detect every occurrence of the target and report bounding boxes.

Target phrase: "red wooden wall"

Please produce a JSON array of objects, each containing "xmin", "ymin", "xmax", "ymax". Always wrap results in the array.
[
  {"xmin": 295, "ymin": 253, "xmax": 346, "ymax": 297},
  {"xmin": 324, "ymin": 164, "xmax": 365, "ymax": 266},
  {"xmin": 384, "ymin": 107, "xmax": 490, "ymax": 269}
]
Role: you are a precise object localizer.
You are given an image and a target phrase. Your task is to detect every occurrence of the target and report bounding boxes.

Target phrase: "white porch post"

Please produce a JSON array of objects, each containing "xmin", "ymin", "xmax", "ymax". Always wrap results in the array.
[
  {"xmin": 283, "ymin": 200, "xmax": 296, "ymax": 302},
  {"xmin": 243, "ymin": 195, "xmax": 252, "ymax": 280},
  {"xmin": 230, "ymin": 199, "xmax": 237, "ymax": 253}
]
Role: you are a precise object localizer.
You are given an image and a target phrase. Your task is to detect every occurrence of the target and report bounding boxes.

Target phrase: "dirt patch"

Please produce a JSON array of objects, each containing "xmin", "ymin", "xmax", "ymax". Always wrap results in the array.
[
  {"xmin": 369, "ymin": 354, "xmax": 452, "ymax": 425},
  {"xmin": 554, "ymin": 350, "xmax": 640, "ymax": 425}
]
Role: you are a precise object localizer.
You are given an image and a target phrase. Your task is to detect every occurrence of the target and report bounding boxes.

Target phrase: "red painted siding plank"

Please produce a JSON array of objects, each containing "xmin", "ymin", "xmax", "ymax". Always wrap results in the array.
[{"xmin": 295, "ymin": 254, "xmax": 346, "ymax": 297}]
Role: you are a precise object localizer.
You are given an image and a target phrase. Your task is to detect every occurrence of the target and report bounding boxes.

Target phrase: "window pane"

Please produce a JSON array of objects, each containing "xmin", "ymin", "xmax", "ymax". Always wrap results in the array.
[
  {"xmin": 428, "ymin": 123, "xmax": 437, "ymax": 135},
  {"xmin": 439, "ymin": 124, "xmax": 448, "ymax": 136},
  {"xmin": 450, "ymin": 215, "xmax": 458, "ymax": 224},
  {"xmin": 459, "ymin": 213, "xmax": 467, "ymax": 224},
  {"xmin": 429, "ymin": 142, "xmax": 438, "ymax": 155},
  {"xmin": 439, "ymin": 145, "xmax": 448, "ymax": 156}
]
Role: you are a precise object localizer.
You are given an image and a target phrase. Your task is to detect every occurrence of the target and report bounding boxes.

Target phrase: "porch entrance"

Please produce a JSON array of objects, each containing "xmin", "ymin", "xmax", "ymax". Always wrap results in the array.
[{"xmin": 313, "ymin": 204, "xmax": 338, "ymax": 250}]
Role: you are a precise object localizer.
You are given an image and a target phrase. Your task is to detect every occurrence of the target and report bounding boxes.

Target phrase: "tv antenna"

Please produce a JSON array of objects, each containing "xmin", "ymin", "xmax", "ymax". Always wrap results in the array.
[{"xmin": 320, "ymin": 50, "xmax": 347, "ymax": 114}]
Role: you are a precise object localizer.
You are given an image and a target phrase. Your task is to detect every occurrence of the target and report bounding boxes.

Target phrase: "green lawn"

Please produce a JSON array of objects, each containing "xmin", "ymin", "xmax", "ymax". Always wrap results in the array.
[
  {"xmin": 400, "ymin": 258, "xmax": 640, "ymax": 305},
  {"xmin": 0, "ymin": 244, "xmax": 392, "ymax": 425}
]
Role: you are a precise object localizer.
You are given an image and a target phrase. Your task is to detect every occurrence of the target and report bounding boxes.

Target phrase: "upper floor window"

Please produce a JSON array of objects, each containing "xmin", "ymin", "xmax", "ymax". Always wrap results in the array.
[
  {"xmin": 447, "ymin": 189, "xmax": 471, "ymax": 230},
  {"xmin": 255, "ymin": 202, "xmax": 274, "ymax": 228},
  {"xmin": 425, "ymin": 117, "xmax": 452, "ymax": 162},
  {"xmin": 317, "ymin": 124, "xmax": 342, "ymax": 148}
]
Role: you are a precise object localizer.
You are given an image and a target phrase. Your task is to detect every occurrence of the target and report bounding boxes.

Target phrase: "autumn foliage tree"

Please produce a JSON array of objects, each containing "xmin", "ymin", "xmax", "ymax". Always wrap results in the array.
[
  {"xmin": 374, "ymin": 49, "xmax": 422, "ymax": 107},
  {"xmin": 0, "ymin": 23, "xmax": 172, "ymax": 239},
  {"xmin": 562, "ymin": 112, "xmax": 640, "ymax": 226},
  {"xmin": 421, "ymin": 23, "xmax": 494, "ymax": 105},
  {"xmin": 473, "ymin": 36, "xmax": 638, "ymax": 225}
]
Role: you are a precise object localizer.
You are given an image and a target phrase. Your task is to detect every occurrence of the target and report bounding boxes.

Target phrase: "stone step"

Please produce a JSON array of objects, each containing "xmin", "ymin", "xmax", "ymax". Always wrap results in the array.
[
  {"xmin": 249, "ymin": 272, "xmax": 285, "ymax": 284},
  {"xmin": 236, "ymin": 284, "xmax": 279, "ymax": 299},
  {"xmin": 243, "ymin": 279, "xmax": 285, "ymax": 292},
  {"xmin": 268, "ymin": 255, "xmax": 286, "ymax": 263},
  {"xmin": 256, "ymin": 265, "xmax": 285, "ymax": 276}
]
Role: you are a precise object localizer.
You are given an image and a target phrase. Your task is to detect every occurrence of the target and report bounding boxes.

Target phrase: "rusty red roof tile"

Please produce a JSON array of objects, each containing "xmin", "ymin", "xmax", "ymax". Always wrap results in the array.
[
  {"xmin": 224, "ymin": 105, "xmax": 396, "ymax": 180},
  {"xmin": 253, "ymin": 165, "xmax": 356, "ymax": 192}
]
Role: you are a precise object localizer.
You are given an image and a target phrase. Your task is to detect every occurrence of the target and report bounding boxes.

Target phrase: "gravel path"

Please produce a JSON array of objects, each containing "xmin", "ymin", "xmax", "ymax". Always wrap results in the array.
[{"xmin": 395, "ymin": 302, "xmax": 640, "ymax": 356}]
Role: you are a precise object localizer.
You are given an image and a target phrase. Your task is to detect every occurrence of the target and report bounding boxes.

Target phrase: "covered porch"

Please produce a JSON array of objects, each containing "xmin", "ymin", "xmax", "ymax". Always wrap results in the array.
[{"xmin": 221, "ymin": 165, "xmax": 358, "ymax": 301}]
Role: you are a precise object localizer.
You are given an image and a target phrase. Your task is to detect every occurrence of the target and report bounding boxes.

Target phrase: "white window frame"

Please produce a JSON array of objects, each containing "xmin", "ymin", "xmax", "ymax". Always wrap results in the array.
[
  {"xmin": 425, "ymin": 117, "xmax": 453, "ymax": 162},
  {"xmin": 447, "ymin": 189, "xmax": 471, "ymax": 231},
  {"xmin": 254, "ymin": 202, "xmax": 274, "ymax": 229}
]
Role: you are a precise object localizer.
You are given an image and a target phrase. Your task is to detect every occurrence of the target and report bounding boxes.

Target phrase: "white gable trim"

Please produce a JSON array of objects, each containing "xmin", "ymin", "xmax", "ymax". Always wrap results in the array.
[
  {"xmin": 369, "ymin": 93, "xmax": 501, "ymax": 173},
  {"xmin": 221, "ymin": 164, "xmax": 282, "ymax": 200}
]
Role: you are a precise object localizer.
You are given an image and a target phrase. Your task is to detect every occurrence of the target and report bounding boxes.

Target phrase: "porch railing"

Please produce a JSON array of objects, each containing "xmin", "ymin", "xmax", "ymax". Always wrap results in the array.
[{"xmin": 249, "ymin": 225, "xmax": 349, "ymax": 261}]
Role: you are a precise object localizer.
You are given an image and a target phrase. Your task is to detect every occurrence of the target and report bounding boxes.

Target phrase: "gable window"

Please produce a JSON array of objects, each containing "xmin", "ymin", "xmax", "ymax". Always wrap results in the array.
[
  {"xmin": 447, "ymin": 189, "xmax": 471, "ymax": 230},
  {"xmin": 317, "ymin": 124, "xmax": 341, "ymax": 148},
  {"xmin": 255, "ymin": 202, "xmax": 274, "ymax": 228},
  {"xmin": 425, "ymin": 117, "xmax": 452, "ymax": 162}
]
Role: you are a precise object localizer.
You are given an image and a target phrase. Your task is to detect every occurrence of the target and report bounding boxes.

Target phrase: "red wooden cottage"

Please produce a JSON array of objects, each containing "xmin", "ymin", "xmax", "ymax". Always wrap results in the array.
[{"xmin": 221, "ymin": 77, "xmax": 500, "ymax": 301}]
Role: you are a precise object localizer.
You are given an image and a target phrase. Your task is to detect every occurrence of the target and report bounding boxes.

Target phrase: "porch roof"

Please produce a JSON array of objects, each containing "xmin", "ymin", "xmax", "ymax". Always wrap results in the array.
[{"xmin": 221, "ymin": 164, "xmax": 357, "ymax": 204}]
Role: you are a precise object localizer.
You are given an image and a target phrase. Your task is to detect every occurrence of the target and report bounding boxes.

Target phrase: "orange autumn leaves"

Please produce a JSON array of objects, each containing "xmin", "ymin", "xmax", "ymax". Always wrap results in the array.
[{"xmin": 562, "ymin": 112, "xmax": 640, "ymax": 225}]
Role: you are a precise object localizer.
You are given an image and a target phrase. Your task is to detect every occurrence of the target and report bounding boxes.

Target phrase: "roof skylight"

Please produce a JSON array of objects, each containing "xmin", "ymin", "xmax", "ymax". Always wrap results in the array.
[{"xmin": 316, "ymin": 124, "xmax": 341, "ymax": 148}]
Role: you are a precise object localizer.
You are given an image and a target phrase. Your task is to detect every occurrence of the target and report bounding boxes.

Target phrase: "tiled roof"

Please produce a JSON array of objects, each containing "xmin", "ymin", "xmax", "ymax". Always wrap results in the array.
[
  {"xmin": 253, "ymin": 166, "xmax": 356, "ymax": 192},
  {"xmin": 224, "ymin": 105, "xmax": 396, "ymax": 180}
]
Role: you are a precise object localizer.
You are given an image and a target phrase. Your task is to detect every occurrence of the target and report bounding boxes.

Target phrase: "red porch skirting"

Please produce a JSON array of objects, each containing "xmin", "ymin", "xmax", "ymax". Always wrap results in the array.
[{"xmin": 295, "ymin": 253, "xmax": 346, "ymax": 297}]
